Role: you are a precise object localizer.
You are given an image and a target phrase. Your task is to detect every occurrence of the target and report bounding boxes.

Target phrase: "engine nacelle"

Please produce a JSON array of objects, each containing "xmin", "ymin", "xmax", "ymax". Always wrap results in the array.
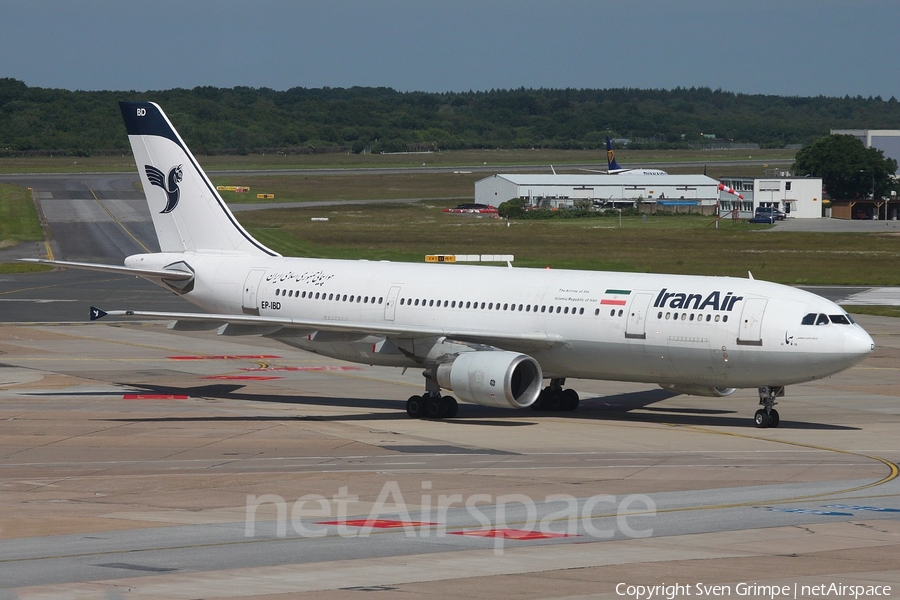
[
  {"xmin": 436, "ymin": 351, "xmax": 543, "ymax": 409},
  {"xmin": 659, "ymin": 384, "xmax": 736, "ymax": 397}
]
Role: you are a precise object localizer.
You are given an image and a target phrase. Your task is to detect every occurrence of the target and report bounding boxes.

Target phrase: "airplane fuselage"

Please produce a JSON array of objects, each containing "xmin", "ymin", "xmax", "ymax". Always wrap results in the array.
[{"xmin": 127, "ymin": 252, "xmax": 874, "ymax": 390}]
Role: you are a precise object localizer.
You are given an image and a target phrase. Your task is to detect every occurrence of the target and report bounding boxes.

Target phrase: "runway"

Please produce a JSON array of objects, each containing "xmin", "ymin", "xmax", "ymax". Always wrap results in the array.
[{"xmin": 0, "ymin": 171, "xmax": 898, "ymax": 597}]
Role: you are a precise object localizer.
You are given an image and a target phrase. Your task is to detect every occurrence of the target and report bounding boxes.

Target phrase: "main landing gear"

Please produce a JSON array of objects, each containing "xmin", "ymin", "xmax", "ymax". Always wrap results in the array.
[
  {"xmin": 406, "ymin": 375, "xmax": 458, "ymax": 420},
  {"xmin": 754, "ymin": 386, "xmax": 784, "ymax": 428},
  {"xmin": 531, "ymin": 378, "xmax": 579, "ymax": 412}
]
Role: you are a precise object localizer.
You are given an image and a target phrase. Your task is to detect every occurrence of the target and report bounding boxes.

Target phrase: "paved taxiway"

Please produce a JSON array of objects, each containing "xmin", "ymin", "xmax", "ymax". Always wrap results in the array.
[
  {"xmin": 0, "ymin": 170, "xmax": 898, "ymax": 597},
  {"xmin": 0, "ymin": 314, "xmax": 898, "ymax": 598}
]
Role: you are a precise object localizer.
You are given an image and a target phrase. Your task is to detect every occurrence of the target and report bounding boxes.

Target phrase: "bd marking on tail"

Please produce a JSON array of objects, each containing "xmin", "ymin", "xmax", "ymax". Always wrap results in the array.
[{"xmin": 145, "ymin": 164, "xmax": 183, "ymax": 214}]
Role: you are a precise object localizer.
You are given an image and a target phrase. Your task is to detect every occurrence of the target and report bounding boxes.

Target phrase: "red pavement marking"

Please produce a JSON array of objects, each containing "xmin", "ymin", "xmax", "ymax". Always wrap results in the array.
[
  {"xmin": 317, "ymin": 519, "xmax": 440, "ymax": 528},
  {"xmin": 168, "ymin": 355, "xmax": 282, "ymax": 360},
  {"xmin": 123, "ymin": 394, "xmax": 189, "ymax": 400},
  {"xmin": 201, "ymin": 375, "xmax": 284, "ymax": 381},
  {"xmin": 449, "ymin": 528, "xmax": 577, "ymax": 540},
  {"xmin": 240, "ymin": 366, "xmax": 363, "ymax": 372}
]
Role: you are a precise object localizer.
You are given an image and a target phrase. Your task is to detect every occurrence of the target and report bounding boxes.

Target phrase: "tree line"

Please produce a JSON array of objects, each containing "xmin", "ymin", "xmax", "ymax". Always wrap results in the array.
[{"xmin": 2, "ymin": 78, "xmax": 900, "ymax": 155}]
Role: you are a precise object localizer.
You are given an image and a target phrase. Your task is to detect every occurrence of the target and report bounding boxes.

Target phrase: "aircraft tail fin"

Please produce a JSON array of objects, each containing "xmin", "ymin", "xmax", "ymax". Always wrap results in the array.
[
  {"xmin": 605, "ymin": 136, "xmax": 623, "ymax": 172},
  {"xmin": 119, "ymin": 101, "xmax": 279, "ymax": 257}
]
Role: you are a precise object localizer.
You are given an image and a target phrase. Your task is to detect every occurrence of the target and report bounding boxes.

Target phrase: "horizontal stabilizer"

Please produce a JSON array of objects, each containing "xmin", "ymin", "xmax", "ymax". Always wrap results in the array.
[{"xmin": 21, "ymin": 258, "xmax": 193, "ymax": 281}]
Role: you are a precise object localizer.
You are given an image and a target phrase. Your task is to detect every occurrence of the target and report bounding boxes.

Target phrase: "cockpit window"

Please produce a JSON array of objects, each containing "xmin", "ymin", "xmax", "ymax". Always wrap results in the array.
[{"xmin": 802, "ymin": 312, "xmax": 855, "ymax": 326}]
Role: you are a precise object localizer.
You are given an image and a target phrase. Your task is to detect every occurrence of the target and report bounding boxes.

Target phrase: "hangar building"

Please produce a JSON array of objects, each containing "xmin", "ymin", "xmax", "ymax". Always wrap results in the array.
[
  {"xmin": 475, "ymin": 174, "xmax": 721, "ymax": 212},
  {"xmin": 830, "ymin": 129, "xmax": 900, "ymax": 170}
]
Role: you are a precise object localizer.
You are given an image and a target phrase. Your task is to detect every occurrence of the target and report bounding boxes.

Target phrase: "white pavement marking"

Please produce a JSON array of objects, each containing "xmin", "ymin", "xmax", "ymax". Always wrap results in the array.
[{"xmin": 843, "ymin": 288, "xmax": 900, "ymax": 306}]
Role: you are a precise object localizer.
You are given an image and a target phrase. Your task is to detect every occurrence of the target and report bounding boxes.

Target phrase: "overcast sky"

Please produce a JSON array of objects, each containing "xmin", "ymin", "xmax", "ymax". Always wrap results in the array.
[{"xmin": 3, "ymin": 0, "xmax": 899, "ymax": 99}]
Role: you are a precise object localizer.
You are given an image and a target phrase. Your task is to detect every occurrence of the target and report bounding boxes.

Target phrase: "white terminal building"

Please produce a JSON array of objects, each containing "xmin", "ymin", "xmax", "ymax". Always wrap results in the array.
[
  {"xmin": 717, "ymin": 176, "xmax": 824, "ymax": 219},
  {"xmin": 475, "ymin": 173, "xmax": 824, "ymax": 218}
]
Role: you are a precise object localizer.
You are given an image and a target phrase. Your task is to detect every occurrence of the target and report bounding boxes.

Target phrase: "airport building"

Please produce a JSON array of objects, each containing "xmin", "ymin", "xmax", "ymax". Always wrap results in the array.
[
  {"xmin": 475, "ymin": 174, "xmax": 721, "ymax": 213},
  {"xmin": 716, "ymin": 176, "xmax": 824, "ymax": 219}
]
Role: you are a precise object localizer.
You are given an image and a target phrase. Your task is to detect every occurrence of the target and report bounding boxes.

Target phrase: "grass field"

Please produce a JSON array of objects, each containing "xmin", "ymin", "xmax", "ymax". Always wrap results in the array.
[
  {"xmin": 237, "ymin": 200, "xmax": 900, "ymax": 286},
  {"xmin": 0, "ymin": 184, "xmax": 43, "ymax": 246}
]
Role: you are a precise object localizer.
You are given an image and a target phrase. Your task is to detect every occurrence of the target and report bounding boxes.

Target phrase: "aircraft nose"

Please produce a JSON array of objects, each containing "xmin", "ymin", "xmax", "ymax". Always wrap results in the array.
[{"xmin": 845, "ymin": 326, "xmax": 875, "ymax": 362}]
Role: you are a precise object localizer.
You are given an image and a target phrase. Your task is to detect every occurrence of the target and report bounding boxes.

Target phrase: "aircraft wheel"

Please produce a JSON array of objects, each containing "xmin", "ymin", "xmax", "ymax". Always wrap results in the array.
[
  {"xmin": 532, "ymin": 388, "xmax": 550, "ymax": 410},
  {"xmin": 407, "ymin": 395, "xmax": 426, "ymax": 418},
  {"xmin": 768, "ymin": 409, "xmax": 780, "ymax": 428},
  {"xmin": 549, "ymin": 390, "xmax": 564, "ymax": 411},
  {"xmin": 754, "ymin": 409, "xmax": 770, "ymax": 428},
  {"xmin": 425, "ymin": 395, "xmax": 446, "ymax": 419},
  {"xmin": 443, "ymin": 396, "xmax": 458, "ymax": 418},
  {"xmin": 562, "ymin": 389, "xmax": 580, "ymax": 411}
]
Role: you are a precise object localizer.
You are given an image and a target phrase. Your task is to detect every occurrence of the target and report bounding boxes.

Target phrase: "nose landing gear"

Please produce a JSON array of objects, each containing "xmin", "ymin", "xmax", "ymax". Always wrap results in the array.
[{"xmin": 755, "ymin": 386, "xmax": 784, "ymax": 428}]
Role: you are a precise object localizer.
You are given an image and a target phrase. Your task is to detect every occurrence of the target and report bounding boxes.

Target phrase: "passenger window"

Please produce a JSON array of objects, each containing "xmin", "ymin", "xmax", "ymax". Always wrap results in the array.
[
  {"xmin": 801, "ymin": 313, "xmax": 816, "ymax": 325},
  {"xmin": 829, "ymin": 314, "xmax": 851, "ymax": 325},
  {"xmin": 816, "ymin": 314, "xmax": 830, "ymax": 325}
]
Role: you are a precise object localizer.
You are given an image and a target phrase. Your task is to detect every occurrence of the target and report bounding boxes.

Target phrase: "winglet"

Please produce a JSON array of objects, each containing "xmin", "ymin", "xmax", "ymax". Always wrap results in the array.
[{"xmin": 90, "ymin": 307, "xmax": 107, "ymax": 321}]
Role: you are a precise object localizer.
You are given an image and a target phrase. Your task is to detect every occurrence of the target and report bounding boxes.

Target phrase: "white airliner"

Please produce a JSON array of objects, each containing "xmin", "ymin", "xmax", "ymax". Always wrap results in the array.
[{"xmin": 24, "ymin": 102, "xmax": 874, "ymax": 428}]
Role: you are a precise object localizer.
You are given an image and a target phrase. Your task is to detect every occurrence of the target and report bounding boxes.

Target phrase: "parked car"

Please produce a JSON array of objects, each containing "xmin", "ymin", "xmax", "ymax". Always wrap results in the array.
[
  {"xmin": 754, "ymin": 206, "xmax": 786, "ymax": 220},
  {"xmin": 748, "ymin": 214, "xmax": 776, "ymax": 224}
]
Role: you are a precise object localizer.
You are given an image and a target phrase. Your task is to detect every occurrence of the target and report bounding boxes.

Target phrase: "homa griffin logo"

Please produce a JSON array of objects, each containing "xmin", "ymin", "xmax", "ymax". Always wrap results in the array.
[
  {"xmin": 145, "ymin": 164, "xmax": 183, "ymax": 213},
  {"xmin": 653, "ymin": 288, "xmax": 744, "ymax": 312}
]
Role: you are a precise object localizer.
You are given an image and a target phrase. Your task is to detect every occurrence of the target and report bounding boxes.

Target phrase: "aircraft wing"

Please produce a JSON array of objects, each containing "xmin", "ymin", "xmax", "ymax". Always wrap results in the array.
[
  {"xmin": 20, "ymin": 259, "xmax": 194, "ymax": 281},
  {"xmin": 89, "ymin": 307, "xmax": 565, "ymax": 350}
]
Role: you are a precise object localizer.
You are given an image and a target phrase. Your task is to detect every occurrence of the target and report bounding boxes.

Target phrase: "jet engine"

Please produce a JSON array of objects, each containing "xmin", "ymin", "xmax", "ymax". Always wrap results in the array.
[
  {"xmin": 436, "ymin": 351, "xmax": 543, "ymax": 409},
  {"xmin": 659, "ymin": 384, "xmax": 736, "ymax": 397}
]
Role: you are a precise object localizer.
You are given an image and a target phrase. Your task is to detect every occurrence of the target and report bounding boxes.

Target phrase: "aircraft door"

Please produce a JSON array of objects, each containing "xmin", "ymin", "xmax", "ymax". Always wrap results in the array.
[
  {"xmin": 625, "ymin": 292, "xmax": 655, "ymax": 339},
  {"xmin": 242, "ymin": 269, "xmax": 266, "ymax": 315},
  {"xmin": 384, "ymin": 286, "xmax": 401, "ymax": 321},
  {"xmin": 737, "ymin": 298, "xmax": 767, "ymax": 346}
]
